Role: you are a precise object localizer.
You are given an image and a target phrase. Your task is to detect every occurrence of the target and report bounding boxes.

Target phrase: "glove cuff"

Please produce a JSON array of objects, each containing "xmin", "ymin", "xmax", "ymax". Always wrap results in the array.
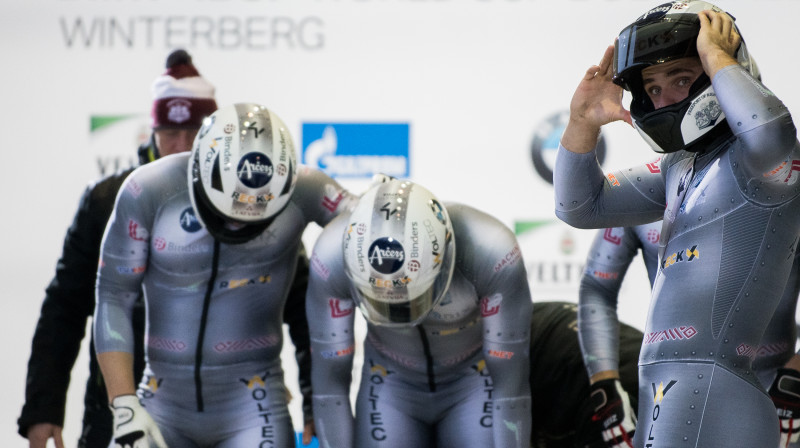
[
  {"xmin": 110, "ymin": 394, "xmax": 140, "ymax": 409},
  {"xmin": 775, "ymin": 368, "xmax": 800, "ymax": 400}
]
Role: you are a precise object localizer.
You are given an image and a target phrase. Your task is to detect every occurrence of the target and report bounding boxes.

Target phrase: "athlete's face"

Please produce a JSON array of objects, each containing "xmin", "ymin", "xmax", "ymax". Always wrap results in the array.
[
  {"xmin": 154, "ymin": 127, "xmax": 200, "ymax": 157},
  {"xmin": 641, "ymin": 57, "xmax": 705, "ymax": 110}
]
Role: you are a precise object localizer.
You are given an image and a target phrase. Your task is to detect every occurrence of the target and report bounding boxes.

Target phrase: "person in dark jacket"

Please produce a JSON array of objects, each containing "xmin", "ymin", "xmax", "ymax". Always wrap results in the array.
[
  {"xmin": 18, "ymin": 49, "xmax": 314, "ymax": 448},
  {"xmin": 530, "ymin": 301, "xmax": 642, "ymax": 448}
]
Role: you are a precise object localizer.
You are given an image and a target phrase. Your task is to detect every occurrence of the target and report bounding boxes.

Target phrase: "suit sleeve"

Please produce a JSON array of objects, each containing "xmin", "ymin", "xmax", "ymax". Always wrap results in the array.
[
  {"xmin": 94, "ymin": 172, "xmax": 154, "ymax": 356},
  {"xmin": 307, "ymin": 216, "xmax": 357, "ymax": 448},
  {"xmin": 458, "ymin": 207, "xmax": 532, "ymax": 448},
  {"xmin": 713, "ymin": 65, "xmax": 798, "ymax": 177},
  {"xmin": 554, "ymin": 147, "xmax": 667, "ymax": 229},
  {"xmin": 294, "ymin": 166, "xmax": 357, "ymax": 228},
  {"xmin": 577, "ymin": 227, "xmax": 641, "ymax": 378},
  {"xmin": 282, "ymin": 244, "xmax": 313, "ymax": 424}
]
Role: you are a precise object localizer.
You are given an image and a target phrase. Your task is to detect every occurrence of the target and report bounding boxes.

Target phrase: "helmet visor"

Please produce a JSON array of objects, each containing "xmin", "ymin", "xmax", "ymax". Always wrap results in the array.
[{"xmin": 613, "ymin": 15, "xmax": 700, "ymax": 88}]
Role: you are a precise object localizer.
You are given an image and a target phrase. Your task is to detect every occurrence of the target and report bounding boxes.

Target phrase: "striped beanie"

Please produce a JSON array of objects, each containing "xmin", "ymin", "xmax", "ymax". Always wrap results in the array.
[{"xmin": 150, "ymin": 49, "xmax": 217, "ymax": 130}]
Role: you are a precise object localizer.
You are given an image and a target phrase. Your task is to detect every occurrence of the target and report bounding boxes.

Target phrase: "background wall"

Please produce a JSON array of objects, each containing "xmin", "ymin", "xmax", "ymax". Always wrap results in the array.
[{"xmin": 2, "ymin": 0, "xmax": 797, "ymax": 445}]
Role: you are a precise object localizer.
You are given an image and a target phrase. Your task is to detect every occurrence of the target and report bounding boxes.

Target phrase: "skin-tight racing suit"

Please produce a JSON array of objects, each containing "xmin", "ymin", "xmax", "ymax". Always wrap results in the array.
[
  {"xmin": 94, "ymin": 153, "xmax": 354, "ymax": 447},
  {"xmin": 307, "ymin": 203, "xmax": 533, "ymax": 448},
  {"xmin": 554, "ymin": 63, "xmax": 800, "ymax": 446},
  {"xmin": 581, "ymin": 224, "xmax": 800, "ymax": 447}
]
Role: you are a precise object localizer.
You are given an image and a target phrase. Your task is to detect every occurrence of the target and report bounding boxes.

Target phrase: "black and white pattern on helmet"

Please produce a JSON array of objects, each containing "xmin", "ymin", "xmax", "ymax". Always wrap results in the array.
[
  {"xmin": 636, "ymin": 2, "xmax": 673, "ymax": 22},
  {"xmin": 368, "ymin": 238, "xmax": 405, "ymax": 274},
  {"xmin": 429, "ymin": 199, "xmax": 447, "ymax": 225},
  {"xmin": 237, "ymin": 152, "xmax": 274, "ymax": 188},
  {"xmin": 197, "ymin": 115, "xmax": 216, "ymax": 140}
]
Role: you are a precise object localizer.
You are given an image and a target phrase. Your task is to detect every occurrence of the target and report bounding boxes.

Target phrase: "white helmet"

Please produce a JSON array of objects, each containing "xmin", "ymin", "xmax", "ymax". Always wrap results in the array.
[
  {"xmin": 188, "ymin": 103, "xmax": 297, "ymax": 244},
  {"xmin": 343, "ymin": 179, "xmax": 455, "ymax": 326}
]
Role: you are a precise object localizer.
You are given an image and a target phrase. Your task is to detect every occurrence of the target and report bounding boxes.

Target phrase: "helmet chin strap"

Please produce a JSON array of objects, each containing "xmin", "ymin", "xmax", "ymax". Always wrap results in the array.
[{"xmin": 223, "ymin": 220, "xmax": 246, "ymax": 231}]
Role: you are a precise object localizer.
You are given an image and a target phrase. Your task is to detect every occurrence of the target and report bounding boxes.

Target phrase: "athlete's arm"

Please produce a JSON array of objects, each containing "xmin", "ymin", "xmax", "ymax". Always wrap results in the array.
[
  {"xmin": 294, "ymin": 166, "xmax": 357, "ymax": 228},
  {"xmin": 453, "ymin": 205, "xmax": 533, "ymax": 448},
  {"xmin": 306, "ymin": 216, "xmax": 357, "ymax": 448},
  {"xmin": 554, "ymin": 149, "xmax": 666, "ymax": 229},
  {"xmin": 578, "ymin": 227, "xmax": 640, "ymax": 382},
  {"xmin": 700, "ymin": 12, "xmax": 798, "ymax": 176},
  {"xmin": 282, "ymin": 246, "xmax": 316, "ymax": 444},
  {"xmin": 93, "ymin": 170, "xmax": 154, "ymax": 399}
]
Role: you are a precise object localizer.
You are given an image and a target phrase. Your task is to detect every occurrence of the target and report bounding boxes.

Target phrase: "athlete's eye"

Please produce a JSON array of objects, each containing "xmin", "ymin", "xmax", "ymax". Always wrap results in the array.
[{"xmin": 676, "ymin": 77, "xmax": 692, "ymax": 88}]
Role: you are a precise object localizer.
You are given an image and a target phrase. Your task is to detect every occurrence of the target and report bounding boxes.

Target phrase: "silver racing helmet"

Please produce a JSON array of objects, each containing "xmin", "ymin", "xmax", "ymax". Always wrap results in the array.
[
  {"xmin": 612, "ymin": 1, "xmax": 759, "ymax": 153},
  {"xmin": 343, "ymin": 179, "xmax": 455, "ymax": 327},
  {"xmin": 188, "ymin": 103, "xmax": 297, "ymax": 244}
]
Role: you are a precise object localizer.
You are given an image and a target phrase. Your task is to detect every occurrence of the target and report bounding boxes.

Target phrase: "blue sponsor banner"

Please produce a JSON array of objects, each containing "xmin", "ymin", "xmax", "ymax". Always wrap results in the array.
[{"xmin": 301, "ymin": 123, "xmax": 410, "ymax": 178}]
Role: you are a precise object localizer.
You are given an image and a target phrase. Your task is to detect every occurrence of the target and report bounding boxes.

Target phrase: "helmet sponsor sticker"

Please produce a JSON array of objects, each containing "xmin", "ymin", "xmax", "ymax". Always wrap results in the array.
[
  {"xmin": 368, "ymin": 238, "xmax": 405, "ymax": 274},
  {"xmin": 237, "ymin": 152, "xmax": 274, "ymax": 188}
]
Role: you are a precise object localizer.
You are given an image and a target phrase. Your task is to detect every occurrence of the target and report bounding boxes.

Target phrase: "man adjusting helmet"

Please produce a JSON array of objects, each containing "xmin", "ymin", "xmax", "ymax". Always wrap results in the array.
[{"xmin": 554, "ymin": 0, "xmax": 800, "ymax": 446}]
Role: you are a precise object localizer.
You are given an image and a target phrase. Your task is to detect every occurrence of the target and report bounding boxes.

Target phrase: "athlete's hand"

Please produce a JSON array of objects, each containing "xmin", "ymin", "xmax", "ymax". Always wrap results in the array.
[
  {"xmin": 769, "ymin": 368, "xmax": 800, "ymax": 447},
  {"xmin": 26, "ymin": 423, "xmax": 64, "ymax": 448},
  {"xmin": 110, "ymin": 395, "xmax": 167, "ymax": 448},
  {"xmin": 586, "ymin": 379, "xmax": 637, "ymax": 448},
  {"xmin": 562, "ymin": 44, "xmax": 632, "ymax": 154},
  {"xmin": 301, "ymin": 419, "xmax": 316, "ymax": 446},
  {"xmin": 696, "ymin": 10, "xmax": 740, "ymax": 79}
]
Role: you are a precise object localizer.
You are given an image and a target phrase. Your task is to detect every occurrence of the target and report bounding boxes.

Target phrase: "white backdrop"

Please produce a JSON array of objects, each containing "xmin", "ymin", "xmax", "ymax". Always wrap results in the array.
[{"xmin": 2, "ymin": 0, "xmax": 798, "ymax": 445}]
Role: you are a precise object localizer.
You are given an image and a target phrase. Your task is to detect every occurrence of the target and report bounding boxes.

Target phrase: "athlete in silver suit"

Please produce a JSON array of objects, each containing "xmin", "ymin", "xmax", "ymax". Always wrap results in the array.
[
  {"xmin": 307, "ymin": 179, "xmax": 532, "ymax": 448},
  {"xmin": 554, "ymin": 2, "xmax": 800, "ymax": 445},
  {"xmin": 580, "ymin": 223, "xmax": 800, "ymax": 448},
  {"xmin": 94, "ymin": 103, "xmax": 355, "ymax": 447}
]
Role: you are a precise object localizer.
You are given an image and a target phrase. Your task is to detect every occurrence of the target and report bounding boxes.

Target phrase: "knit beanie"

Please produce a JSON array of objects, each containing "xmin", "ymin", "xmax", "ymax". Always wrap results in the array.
[{"xmin": 150, "ymin": 49, "xmax": 217, "ymax": 130}]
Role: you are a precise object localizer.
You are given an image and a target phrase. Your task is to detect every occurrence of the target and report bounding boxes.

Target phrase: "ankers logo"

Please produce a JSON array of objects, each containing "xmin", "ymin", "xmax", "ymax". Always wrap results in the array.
[
  {"xmin": 237, "ymin": 153, "xmax": 274, "ymax": 188},
  {"xmin": 180, "ymin": 207, "xmax": 202, "ymax": 233},
  {"xmin": 368, "ymin": 238, "xmax": 405, "ymax": 274}
]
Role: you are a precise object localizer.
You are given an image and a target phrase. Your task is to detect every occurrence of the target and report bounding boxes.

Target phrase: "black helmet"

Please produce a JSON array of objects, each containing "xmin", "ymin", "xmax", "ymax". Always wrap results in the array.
[{"xmin": 613, "ymin": 1, "xmax": 759, "ymax": 153}]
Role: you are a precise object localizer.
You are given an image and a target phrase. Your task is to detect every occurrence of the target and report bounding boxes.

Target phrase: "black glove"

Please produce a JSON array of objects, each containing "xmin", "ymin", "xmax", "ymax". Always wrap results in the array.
[
  {"xmin": 583, "ymin": 379, "xmax": 636, "ymax": 448},
  {"xmin": 769, "ymin": 368, "xmax": 800, "ymax": 447}
]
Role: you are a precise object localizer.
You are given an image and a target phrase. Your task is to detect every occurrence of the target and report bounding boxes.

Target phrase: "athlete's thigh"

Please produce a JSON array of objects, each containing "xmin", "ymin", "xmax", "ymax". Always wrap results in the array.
[
  {"xmin": 216, "ymin": 414, "xmax": 296, "ymax": 448},
  {"xmin": 151, "ymin": 423, "xmax": 199, "ymax": 448},
  {"xmin": 695, "ymin": 365, "xmax": 779, "ymax": 447},
  {"xmin": 353, "ymin": 373, "xmax": 432, "ymax": 448},
  {"xmin": 435, "ymin": 374, "xmax": 494, "ymax": 448},
  {"xmin": 217, "ymin": 371, "xmax": 296, "ymax": 448},
  {"xmin": 634, "ymin": 362, "xmax": 779, "ymax": 447}
]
